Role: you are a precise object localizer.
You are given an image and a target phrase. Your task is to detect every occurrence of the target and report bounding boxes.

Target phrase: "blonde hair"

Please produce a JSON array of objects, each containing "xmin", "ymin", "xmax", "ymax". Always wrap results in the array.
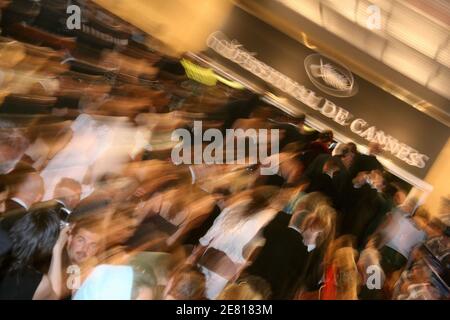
[
  {"xmin": 324, "ymin": 235, "xmax": 355, "ymax": 267},
  {"xmin": 333, "ymin": 247, "xmax": 359, "ymax": 300},
  {"xmin": 293, "ymin": 192, "xmax": 331, "ymax": 213},
  {"xmin": 299, "ymin": 204, "xmax": 336, "ymax": 248},
  {"xmin": 322, "ymin": 235, "xmax": 360, "ymax": 300},
  {"xmin": 414, "ymin": 206, "xmax": 430, "ymax": 222},
  {"xmin": 216, "ymin": 282, "xmax": 263, "ymax": 300}
]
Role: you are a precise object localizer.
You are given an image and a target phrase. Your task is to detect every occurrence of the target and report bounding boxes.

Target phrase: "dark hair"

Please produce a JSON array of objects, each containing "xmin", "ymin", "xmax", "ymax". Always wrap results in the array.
[
  {"xmin": 0, "ymin": 177, "xmax": 8, "ymax": 194},
  {"xmin": 384, "ymin": 183, "xmax": 398, "ymax": 199},
  {"xmin": 70, "ymin": 215, "xmax": 103, "ymax": 237},
  {"xmin": 251, "ymin": 104, "xmax": 304, "ymax": 124},
  {"xmin": 69, "ymin": 193, "xmax": 112, "ymax": 223},
  {"xmin": 166, "ymin": 266, "xmax": 206, "ymax": 300},
  {"xmin": 247, "ymin": 186, "xmax": 279, "ymax": 214},
  {"xmin": 325, "ymin": 156, "xmax": 342, "ymax": 170},
  {"xmin": 97, "ymin": 173, "xmax": 121, "ymax": 186},
  {"xmin": 346, "ymin": 142, "xmax": 358, "ymax": 154},
  {"xmin": 246, "ymin": 94, "xmax": 262, "ymax": 112},
  {"xmin": 8, "ymin": 208, "xmax": 60, "ymax": 273},
  {"xmin": 338, "ymin": 147, "xmax": 351, "ymax": 158},
  {"xmin": 390, "ymin": 180, "xmax": 412, "ymax": 194},
  {"xmin": 318, "ymin": 130, "xmax": 333, "ymax": 143},
  {"xmin": 131, "ymin": 267, "xmax": 157, "ymax": 300},
  {"xmin": 297, "ymin": 113, "xmax": 306, "ymax": 123}
]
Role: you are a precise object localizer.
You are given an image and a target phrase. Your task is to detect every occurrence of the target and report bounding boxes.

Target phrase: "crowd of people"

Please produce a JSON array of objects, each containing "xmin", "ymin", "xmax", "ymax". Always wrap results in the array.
[{"xmin": 0, "ymin": 0, "xmax": 448, "ymax": 300}]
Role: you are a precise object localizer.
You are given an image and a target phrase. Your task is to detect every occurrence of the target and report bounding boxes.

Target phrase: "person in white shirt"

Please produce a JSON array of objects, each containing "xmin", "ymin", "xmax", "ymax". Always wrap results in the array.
[
  {"xmin": 190, "ymin": 186, "xmax": 279, "ymax": 299},
  {"xmin": 40, "ymin": 114, "xmax": 112, "ymax": 201},
  {"xmin": 373, "ymin": 198, "xmax": 428, "ymax": 275},
  {"xmin": 73, "ymin": 264, "xmax": 156, "ymax": 300}
]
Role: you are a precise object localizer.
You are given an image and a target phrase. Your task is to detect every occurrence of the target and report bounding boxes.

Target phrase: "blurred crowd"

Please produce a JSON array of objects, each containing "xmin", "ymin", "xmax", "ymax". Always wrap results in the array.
[{"xmin": 0, "ymin": 0, "xmax": 449, "ymax": 300}]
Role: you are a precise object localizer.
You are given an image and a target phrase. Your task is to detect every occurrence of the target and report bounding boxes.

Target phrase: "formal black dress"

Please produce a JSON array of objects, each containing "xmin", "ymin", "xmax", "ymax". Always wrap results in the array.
[
  {"xmin": 0, "ymin": 200, "xmax": 28, "ymax": 233},
  {"xmin": 244, "ymin": 212, "xmax": 312, "ymax": 299},
  {"xmin": 341, "ymin": 185, "xmax": 392, "ymax": 249},
  {"xmin": 303, "ymin": 154, "xmax": 337, "ymax": 202},
  {"xmin": 0, "ymin": 267, "xmax": 43, "ymax": 300},
  {"xmin": 182, "ymin": 205, "xmax": 222, "ymax": 246},
  {"xmin": 298, "ymin": 141, "xmax": 331, "ymax": 169},
  {"xmin": 0, "ymin": 201, "xmax": 27, "ymax": 260}
]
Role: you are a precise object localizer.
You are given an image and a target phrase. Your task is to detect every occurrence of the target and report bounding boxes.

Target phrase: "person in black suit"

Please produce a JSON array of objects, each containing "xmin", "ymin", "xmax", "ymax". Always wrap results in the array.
[
  {"xmin": 298, "ymin": 130, "xmax": 333, "ymax": 169},
  {"xmin": 348, "ymin": 142, "xmax": 383, "ymax": 179},
  {"xmin": 0, "ymin": 170, "xmax": 45, "ymax": 261},
  {"xmin": 1, "ymin": 161, "xmax": 40, "ymax": 207},
  {"xmin": 341, "ymin": 170, "xmax": 393, "ymax": 249},
  {"xmin": 302, "ymin": 143, "xmax": 355, "ymax": 210},
  {"xmin": 242, "ymin": 204, "xmax": 336, "ymax": 299},
  {"xmin": 0, "ymin": 170, "xmax": 44, "ymax": 230},
  {"xmin": 331, "ymin": 145, "xmax": 356, "ymax": 212},
  {"xmin": 301, "ymin": 154, "xmax": 342, "ymax": 205}
]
